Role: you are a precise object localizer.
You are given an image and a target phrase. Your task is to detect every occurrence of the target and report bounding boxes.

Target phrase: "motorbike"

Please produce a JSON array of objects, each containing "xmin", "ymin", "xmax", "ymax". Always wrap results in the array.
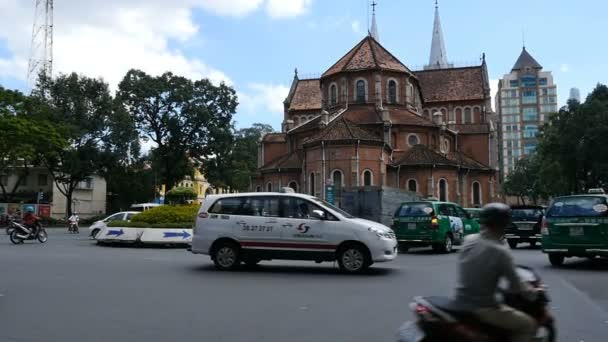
[
  {"xmin": 397, "ymin": 266, "xmax": 556, "ymax": 342},
  {"xmin": 9, "ymin": 220, "xmax": 48, "ymax": 244},
  {"xmin": 68, "ymin": 219, "xmax": 79, "ymax": 234},
  {"xmin": 5, "ymin": 217, "xmax": 20, "ymax": 235}
]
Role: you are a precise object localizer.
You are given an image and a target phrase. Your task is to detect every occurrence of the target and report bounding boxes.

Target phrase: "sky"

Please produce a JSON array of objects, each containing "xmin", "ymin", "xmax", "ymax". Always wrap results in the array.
[{"xmin": 0, "ymin": 0, "xmax": 605, "ymax": 131}]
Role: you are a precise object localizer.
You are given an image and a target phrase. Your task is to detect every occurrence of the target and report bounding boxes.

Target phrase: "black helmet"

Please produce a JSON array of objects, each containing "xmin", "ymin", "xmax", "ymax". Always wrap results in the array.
[{"xmin": 479, "ymin": 203, "xmax": 511, "ymax": 227}]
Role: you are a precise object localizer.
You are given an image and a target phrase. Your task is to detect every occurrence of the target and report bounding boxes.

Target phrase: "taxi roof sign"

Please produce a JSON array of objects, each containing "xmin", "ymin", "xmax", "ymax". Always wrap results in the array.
[{"xmin": 587, "ymin": 188, "xmax": 606, "ymax": 194}]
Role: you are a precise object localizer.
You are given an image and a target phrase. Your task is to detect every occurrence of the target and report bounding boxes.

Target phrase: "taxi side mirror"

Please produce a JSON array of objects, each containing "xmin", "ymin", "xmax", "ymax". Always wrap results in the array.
[{"xmin": 311, "ymin": 210, "xmax": 326, "ymax": 220}]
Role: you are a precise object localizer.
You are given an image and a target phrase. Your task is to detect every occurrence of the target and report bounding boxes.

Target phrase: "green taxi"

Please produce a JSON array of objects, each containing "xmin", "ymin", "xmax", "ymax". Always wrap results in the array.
[
  {"xmin": 392, "ymin": 201, "xmax": 481, "ymax": 253},
  {"xmin": 465, "ymin": 208, "xmax": 482, "ymax": 224},
  {"xmin": 542, "ymin": 191, "xmax": 608, "ymax": 266}
]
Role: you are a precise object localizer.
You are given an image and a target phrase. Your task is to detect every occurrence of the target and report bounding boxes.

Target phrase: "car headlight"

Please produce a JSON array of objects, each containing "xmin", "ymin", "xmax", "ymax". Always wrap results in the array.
[{"xmin": 368, "ymin": 227, "xmax": 393, "ymax": 239}]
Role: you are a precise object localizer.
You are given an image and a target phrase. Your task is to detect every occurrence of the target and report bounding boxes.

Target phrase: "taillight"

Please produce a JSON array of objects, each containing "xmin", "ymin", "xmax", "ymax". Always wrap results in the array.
[
  {"xmin": 541, "ymin": 217, "xmax": 549, "ymax": 235},
  {"xmin": 430, "ymin": 216, "xmax": 439, "ymax": 229},
  {"xmin": 198, "ymin": 212, "xmax": 209, "ymax": 219}
]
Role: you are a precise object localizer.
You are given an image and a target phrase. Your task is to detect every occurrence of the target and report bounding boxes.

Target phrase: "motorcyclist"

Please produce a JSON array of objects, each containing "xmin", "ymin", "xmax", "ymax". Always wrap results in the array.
[
  {"xmin": 68, "ymin": 212, "xmax": 80, "ymax": 233},
  {"xmin": 453, "ymin": 203, "xmax": 536, "ymax": 342},
  {"xmin": 22, "ymin": 208, "xmax": 41, "ymax": 236}
]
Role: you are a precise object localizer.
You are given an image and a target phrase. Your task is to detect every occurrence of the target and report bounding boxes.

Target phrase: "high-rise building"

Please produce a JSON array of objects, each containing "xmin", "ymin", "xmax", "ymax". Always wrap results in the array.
[
  {"xmin": 569, "ymin": 87, "xmax": 581, "ymax": 102},
  {"xmin": 496, "ymin": 47, "xmax": 557, "ymax": 180}
]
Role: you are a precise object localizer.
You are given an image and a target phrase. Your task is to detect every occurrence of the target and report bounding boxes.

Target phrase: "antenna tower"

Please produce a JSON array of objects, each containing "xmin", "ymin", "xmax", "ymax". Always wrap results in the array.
[{"xmin": 27, "ymin": 0, "xmax": 54, "ymax": 88}]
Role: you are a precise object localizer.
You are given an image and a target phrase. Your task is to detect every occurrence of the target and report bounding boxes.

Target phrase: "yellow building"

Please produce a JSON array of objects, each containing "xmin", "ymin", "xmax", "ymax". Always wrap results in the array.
[{"xmin": 157, "ymin": 168, "xmax": 232, "ymax": 204}]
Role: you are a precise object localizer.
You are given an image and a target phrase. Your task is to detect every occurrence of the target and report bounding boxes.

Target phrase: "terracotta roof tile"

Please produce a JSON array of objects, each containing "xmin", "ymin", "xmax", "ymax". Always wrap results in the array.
[
  {"xmin": 393, "ymin": 145, "xmax": 456, "ymax": 167},
  {"xmin": 415, "ymin": 66, "xmax": 486, "ymax": 103},
  {"xmin": 451, "ymin": 124, "xmax": 490, "ymax": 134},
  {"xmin": 260, "ymin": 150, "xmax": 303, "ymax": 171},
  {"xmin": 261, "ymin": 133, "xmax": 286, "ymax": 143},
  {"xmin": 447, "ymin": 152, "xmax": 490, "ymax": 170},
  {"xmin": 303, "ymin": 116, "xmax": 382, "ymax": 145},
  {"xmin": 289, "ymin": 79, "xmax": 321, "ymax": 111},
  {"xmin": 289, "ymin": 115, "xmax": 321, "ymax": 134},
  {"xmin": 323, "ymin": 36, "xmax": 409, "ymax": 77},
  {"xmin": 389, "ymin": 108, "xmax": 437, "ymax": 127}
]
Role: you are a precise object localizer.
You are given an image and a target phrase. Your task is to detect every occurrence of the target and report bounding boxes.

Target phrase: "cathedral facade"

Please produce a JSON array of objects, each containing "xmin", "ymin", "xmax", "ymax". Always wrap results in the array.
[{"xmin": 252, "ymin": 5, "xmax": 498, "ymax": 208}]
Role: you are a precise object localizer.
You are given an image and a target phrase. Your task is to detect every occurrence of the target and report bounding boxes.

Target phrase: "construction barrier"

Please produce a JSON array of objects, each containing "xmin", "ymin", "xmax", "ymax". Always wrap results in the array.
[
  {"xmin": 96, "ymin": 226, "xmax": 144, "ymax": 242},
  {"xmin": 139, "ymin": 228, "xmax": 193, "ymax": 244}
]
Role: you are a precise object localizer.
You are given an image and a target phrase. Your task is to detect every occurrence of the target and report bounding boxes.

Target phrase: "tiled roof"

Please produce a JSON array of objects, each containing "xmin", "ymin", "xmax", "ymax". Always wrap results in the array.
[
  {"xmin": 393, "ymin": 145, "xmax": 456, "ymax": 167},
  {"xmin": 303, "ymin": 116, "xmax": 383, "ymax": 145},
  {"xmin": 260, "ymin": 150, "xmax": 303, "ymax": 171},
  {"xmin": 512, "ymin": 47, "xmax": 542, "ymax": 71},
  {"xmin": 448, "ymin": 151, "xmax": 491, "ymax": 170},
  {"xmin": 289, "ymin": 79, "xmax": 321, "ymax": 111},
  {"xmin": 389, "ymin": 108, "xmax": 437, "ymax": 127},
  {"xmin": 415, "ymin": 66, "xmax": 486, "ymax": 103},
  {"xmin": 323, "ymin": 36, "xmax": 409, "ymax": 77},
  {"xmin": 451, "ymin": 124, "xmax": 490, "ymax": 134},
  {"xmin": 262, "ymin": 133, "xmax": 286, "ymax": 143}
]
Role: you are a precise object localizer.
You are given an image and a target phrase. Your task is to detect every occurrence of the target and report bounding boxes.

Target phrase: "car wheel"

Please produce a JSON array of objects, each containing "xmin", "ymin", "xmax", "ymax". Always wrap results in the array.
[
  {"xmin": 338, "ymin": 244, "xmax": 370, "ymax": 273},
  {"xmin": 548, "ymin": 254, "xmax": 565, "ymax": 267},
  {"xmin": 91, "ymin": 228, "xmax": 100, "ymax": 239},
  {"xmin": 508, "ymin": 240, "xmax": 518, "ymax": 249},
  {"xmin": 212, "ymin": 242, "xmax": 240, "ymax": 271},
  {"xmin": 433, "ymin": 234, "xmax": 453, "ymax": 254}
]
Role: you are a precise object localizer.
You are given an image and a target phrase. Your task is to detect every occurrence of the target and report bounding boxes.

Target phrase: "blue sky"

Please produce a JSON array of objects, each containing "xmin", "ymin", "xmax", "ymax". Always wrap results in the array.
[{"xmin": 0, "ymin": 0, "xmax": 605, "ymax": 130}]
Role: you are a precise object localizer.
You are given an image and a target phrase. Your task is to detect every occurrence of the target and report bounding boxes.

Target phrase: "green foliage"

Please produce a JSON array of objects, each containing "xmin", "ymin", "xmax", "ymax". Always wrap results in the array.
[
  {"xmin": 226, "ymin": 123, "xmax": 275, "ymax": 191},
  {"xmin": 117, "ymin": 70, "xmax": 237, "ymax": 191},
  {"xmin": 165, "ymin": 186, "xmax": 198, "ymax": 204},
  {"xmin": 105, "ymin": 158, "xmax": 157, "ymax": 212},
  {"xmin": 130, "ymin": 204, "xmax": 199, "ymax": 225},
  {"xmin": 107, "ymin": 221, "xmax": 193, "ymax": 229}
]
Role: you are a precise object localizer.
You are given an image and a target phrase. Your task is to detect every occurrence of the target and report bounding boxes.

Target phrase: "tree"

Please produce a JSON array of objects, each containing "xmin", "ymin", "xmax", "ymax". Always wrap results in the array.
[
  {"xmin": 118, "ymin": 70, "xmax": 237, "ymax": 191},
  {"xmin": 502, "ymin": 155, "xmax": 542, "ymax": 204},
  {"xmin": 33, "ymin": 73, "xmax": 133, "ymax": 217},
  {"xmin": 165, "ymin": 186, "xmax": 197, "ymax": 204},
  {"xmin": 226, "ymin": 123, "xmax": 274, "ymax": 191}
]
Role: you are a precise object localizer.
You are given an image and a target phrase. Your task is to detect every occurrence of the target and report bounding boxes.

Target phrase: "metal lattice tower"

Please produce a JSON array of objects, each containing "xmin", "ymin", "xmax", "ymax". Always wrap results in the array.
[{"xmin": 27, "ymin": 0, "xmax": 54, "ymax": 88}]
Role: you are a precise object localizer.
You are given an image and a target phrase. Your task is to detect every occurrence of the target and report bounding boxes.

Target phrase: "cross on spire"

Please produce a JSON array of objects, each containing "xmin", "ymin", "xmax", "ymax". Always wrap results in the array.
[{"xmin": 369, "ymin": 0, "xmax": 379, "ymax": 41}]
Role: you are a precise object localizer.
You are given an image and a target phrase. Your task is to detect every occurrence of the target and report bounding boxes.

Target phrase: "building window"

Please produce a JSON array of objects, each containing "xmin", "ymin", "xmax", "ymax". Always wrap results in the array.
[
  {"xmin": 407, "ymin": 179, "xmax": 418, "ymax": 193},
  {"xmin": 288, "ymin": 181, "xmax": 298, "ymax": 192},
  {"xmin": 522, "ymin": 90, "xmax": 537, "ymax": 104},
  {"xmin": 38, "ymin": 174, "xmax": 48, "ymax": 186},
  {"xmin": 356, "ymin": 79, "xmax": 366, "ymax": 103},
  {"xmin": 538, "ymin": 78, "xmax": 548, "ymax": 86},
  {"xmin": 438, "ymin": 179, "xmax": 448, "ymax": 202},
  {"xmin": 423, "ymin": 109, "xmax": 430, "ymax": 119},
  {"xmin": 362, "ymin": 170, "xmax": 373, "ymax": 186},
  {"xmin": 309, "ymin": 173, "xmax": 315, "ymax": 195},
  {"xmin": 463, "ymin": 108, "xmax": 472, "ymax": 124},
  {"xmin": 448, "ymin": 109, "xmax": 455, "ymax": 122},
  {"xmin": 524, "ymin": 125, "xmax": 539, "ymax": 138},
  {"xmin": 454, "ymin": 108, "xmax": 462, "ymax": 123},
  {"xmin": 388, "ymin": 79, "xmax": 397, "ymax": 104},
  {"xmin": 509, "ymin": 80, "xmax": 519, "ymax": 87},
  {"xmin": 441, "ymin": 138, "xmax": 450, "ymax": 153},
  {"xmin": 255, "ymin": 186, "xmax": 262, "ymax": 192},
  {"xmin": 329, "ymin": 83, "xmax": 337, "ymax": 106},
  {"xmin": 521, "ymin": 75, "xmax": 536, "ymax": 87},
  {"xmin": 331, "ymin": 169, "xmax": 343, "ymax": 189},
  {"xmin": 472, "ymin": 181, "xmax": 482, "ymax": 206},
  {"xmin": 523, "ymin": 107, "xmax": 538, "ymax": 121},
  {"xmin": 407, "ymin": 133, "xmax": 420, "ymax": 146},
  {"xmin": 266, "ymin": 182, "xmax": 272, "ymax": 192},
  {"xmin": 523, "ymin": 142, "xmax": 537, "ymax": 155}
]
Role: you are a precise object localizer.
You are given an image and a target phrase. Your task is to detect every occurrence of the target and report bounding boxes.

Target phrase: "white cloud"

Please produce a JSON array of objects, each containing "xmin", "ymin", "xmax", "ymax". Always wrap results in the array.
[
  {"xmin": 238, "ymin": 83, "xmax": 289, "ymax": 117},
  {"xmin": 351, "ymin": 20, "xmax": 362, "ymax": 34},
  {"xmin": 266, "ymin": 0, "xmax": 312, "ymax": 18},
  {"xmin": 560, "ymin": 63, "xmax": 570, "ymax": 73},
  {"xmin": 489, "ymin": 79, "xmax": 499, "ymax": 111},
  {"xmin": 199, "ymin": 0, "xmax": 264, "ymax": 17}
]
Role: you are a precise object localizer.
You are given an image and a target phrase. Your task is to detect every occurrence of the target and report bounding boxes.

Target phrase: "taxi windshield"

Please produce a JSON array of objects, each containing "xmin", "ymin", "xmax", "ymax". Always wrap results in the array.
[
  {"xmin": 397, "ymin": 203, "xmax": 434, "ymax": 217},
  {"xmin": 547, "ymin": 196, "xmax": 608, "ymax": 218},
  {"xmin": 313, "ymin": 198, "xmax": 355, "ymax": 218},
  {"xmin": 512, "ymin": 208, "xmax": 543, "ymax": 220}
]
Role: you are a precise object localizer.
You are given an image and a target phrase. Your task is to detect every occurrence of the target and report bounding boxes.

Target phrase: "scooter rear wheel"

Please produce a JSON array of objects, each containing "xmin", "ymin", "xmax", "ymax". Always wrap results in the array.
[
  {"xmin": 9, "ymin": 230, "xmax": 24, "ymax": 244},
  {"xmin": 37, "ymin": 229, "xmax": 48, "ymax": 243}
]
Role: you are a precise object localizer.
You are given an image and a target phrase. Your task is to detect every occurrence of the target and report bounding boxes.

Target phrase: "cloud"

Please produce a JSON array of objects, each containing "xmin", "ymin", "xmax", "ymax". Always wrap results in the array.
[
  {"xmin": 351, "ymin": 20, "xmax": 362, "ymax": 34},
  {"xmin": 266, "ymin": 0, "xmax": 312, "ymax": 18},
  {"xmin": 489, "ymin": 79, "xmax": 499, "ymax": 111},
  {"xmin": 238, "ymin": 83, "xmax": 290, "ymax": 118},
  {"xmin": 199, "ymin": 0, "xmax": 265, "ymax": 17},
  {"xmin": 560, "ymin": 63, "xmax": 570, "ymax": 73}
]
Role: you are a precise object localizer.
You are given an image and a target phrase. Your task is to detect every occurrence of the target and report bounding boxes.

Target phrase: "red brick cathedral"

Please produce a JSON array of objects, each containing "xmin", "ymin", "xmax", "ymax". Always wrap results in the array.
[{"xmin": 252, "ymin": 5, "xmax": 498, "ymax": 207}]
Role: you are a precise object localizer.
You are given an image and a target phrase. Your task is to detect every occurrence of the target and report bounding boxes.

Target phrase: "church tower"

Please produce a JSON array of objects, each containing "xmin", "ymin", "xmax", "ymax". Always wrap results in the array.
[
  {"xmin": 425, "ymin": 1, "xmax": 452, "ymax": 70},
  {"xmin": 370, "ymin": 1, "xmax": 380, "ymax": 41}
]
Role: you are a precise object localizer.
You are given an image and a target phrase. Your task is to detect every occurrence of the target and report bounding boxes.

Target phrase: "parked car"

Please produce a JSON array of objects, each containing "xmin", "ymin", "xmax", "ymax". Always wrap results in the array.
[
  {"xmin": 130, "ymin": 203, "xmax": 162, "ymax": 212},
  {"xmin": 505, "ymin": 205, "xmax": 545, "ymax": 249},
  {"xmin": 392, "ymin": 201, "xmax": 480, "ymax": 253},
  {"xmin": 464, "ymin": 208, "xmax": 482, "ymax": 224},
  {"xmin": 190, "ymin": 191, "xmax": 397, "ymax": 273},
  {"xmin": 542, "ymin": 192, "xmax": 608, "ymax": 266},
  {"xmin": 88, "ymin": 211, "xmax": 139, "ymax": 238}
]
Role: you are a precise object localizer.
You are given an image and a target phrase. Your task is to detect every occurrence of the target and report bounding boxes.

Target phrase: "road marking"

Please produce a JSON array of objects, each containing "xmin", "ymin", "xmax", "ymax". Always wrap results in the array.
[{"xmin": 560, "ymin": 278, "xmax": 608, "ymax": 317}]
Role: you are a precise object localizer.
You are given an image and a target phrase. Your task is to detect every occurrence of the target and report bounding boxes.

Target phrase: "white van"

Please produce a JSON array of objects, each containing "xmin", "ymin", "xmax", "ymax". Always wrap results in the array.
[
  {"xmin": 190, "ymin": 192, "xmax": 397, "ymax": 273},
  {"xmin": 130, "ymin": 203, "xmax": 162, "ymax": 212}
]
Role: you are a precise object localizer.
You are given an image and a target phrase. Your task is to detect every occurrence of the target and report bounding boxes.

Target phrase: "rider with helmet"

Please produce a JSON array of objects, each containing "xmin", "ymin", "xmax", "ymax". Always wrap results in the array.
[
  {"xmin": 453, "ymin": 203, "xmax": 536, "ymax": 342},
  {"xmin": 22, "ymin": 208, "xmax": 41, "ymax": 236}
]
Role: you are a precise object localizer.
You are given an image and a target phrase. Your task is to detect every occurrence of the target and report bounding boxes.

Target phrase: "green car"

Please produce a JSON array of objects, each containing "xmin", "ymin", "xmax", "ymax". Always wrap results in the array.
[
  {"xmin": 542, "ymin": 193, "xmax": 608, "ymax": 266},
  {"xmin": 465, "ymin": 208, "xmax": 482, "ymax": 224},
  {"xmin": 392, "ymin": 201, "xmax": 481, "ymax": 253}
]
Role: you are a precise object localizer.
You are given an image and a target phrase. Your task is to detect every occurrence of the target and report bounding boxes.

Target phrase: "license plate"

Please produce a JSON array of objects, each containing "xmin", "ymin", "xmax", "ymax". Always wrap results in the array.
[
  {"xmin": 569, "ymin": 227, "xmax": 584, "ymax": 236},
  {"xmin": 408, "ymin": 223, "xmax": 416, "ymax": 230},
  {"xmin": 519, "ymin": 224, "xmax": 533, "ymax": 230}
]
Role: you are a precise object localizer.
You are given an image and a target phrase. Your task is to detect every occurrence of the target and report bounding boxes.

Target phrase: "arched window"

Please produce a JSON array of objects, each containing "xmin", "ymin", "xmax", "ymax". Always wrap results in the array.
[
  {"xmin": 266, "ymin": 182, "xmax": 273, "ymax": 192},
  {"xmin": 388, "ymin": 79, "xmax": 397, "ymax": 104},
  {"xmin": 441, "ymin": 138, "xmax": 450, "ymax": 153},
  {"xmin": 309, "ymin": 172, "xmax": 315, "ymax": 195},
  {"xmin": 329, "ymin": 84, "xmax": 337, "ymax": 106},
  {"xmin": 308, "ymin": 115, "xmax": 314, "ymax": 121},
  {"xmin": 362, "ymin": 170, "xmax": 373, "ymax": 186},
  {"xmin": 407, "ymin": 133, "xmax": 420, "ymax": 146},
  {"xmin": 331, "ymin": 169, "xmax": 343, "ymax": 188},
  {"xmin": 464, "ymin": 108, "xmax": 472, "ymax": 124},
  {"xmin": 356, "ymin": 79, "xmax": 366, "ymax": 103},
  {"xmin": 473, "ymin": 106, "xmax": 481, "ymax": 123},
  {"xmin": 407, "ymin": 179, "xmax": 418, "ymax": 193},
  {"xmin": 440, "ymin": 108, "xmax": 447, "ymax": 122},
  {"xmin": 288, "ymin": 181, "xmax": 298, "ymax": 192},
  {"xmin": 423, "ymin": 109, "xmax": 430, "ymax": 119},
  {"xmin": 255, "ymin": 186, "xmax": 261, "ymax": 192},
  {"xmin": 438, "ymin": 179, "xmax": 448, "ymax": 202},
  {"xmin": 454, "ymin": 108, "xmax": 462, "ymax": 124},
  {"xmin": 472, "ymin": 181, "xmax": 482, "ymax": 206}
]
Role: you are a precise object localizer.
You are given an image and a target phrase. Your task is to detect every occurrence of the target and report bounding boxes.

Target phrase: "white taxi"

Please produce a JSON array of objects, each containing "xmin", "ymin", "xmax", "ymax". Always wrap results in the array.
[{"xmin": 190, "ymin": 191, "xmax": 397, "ymax": 273}]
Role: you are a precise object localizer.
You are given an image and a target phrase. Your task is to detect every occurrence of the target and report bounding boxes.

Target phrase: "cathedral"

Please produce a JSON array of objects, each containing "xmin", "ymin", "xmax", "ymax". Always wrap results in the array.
[{"xmin": 252, "ymin": 3, "xmax": 498, "ymax": 208}]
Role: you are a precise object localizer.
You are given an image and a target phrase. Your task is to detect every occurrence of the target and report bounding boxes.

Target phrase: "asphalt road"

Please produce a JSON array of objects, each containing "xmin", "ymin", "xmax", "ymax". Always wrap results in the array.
[{"xmin": 1, "ymin": 231, "xmax": 608, "ymax": 342}]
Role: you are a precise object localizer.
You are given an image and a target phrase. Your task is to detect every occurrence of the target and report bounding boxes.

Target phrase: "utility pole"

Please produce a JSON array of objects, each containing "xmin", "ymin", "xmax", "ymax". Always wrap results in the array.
[{"xmin": 27, "ymin": 0, "xmax": 54, "ymax": 89}]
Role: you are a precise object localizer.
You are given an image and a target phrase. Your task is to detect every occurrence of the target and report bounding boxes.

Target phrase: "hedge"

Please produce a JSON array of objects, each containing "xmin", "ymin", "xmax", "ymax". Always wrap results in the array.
[
  {"xmin": 165, "ymin": 187, "xmax": 198, "ymax": 204},
  {"xmin": 107, "ymin": 221, "xmax": 193, "ymax": 229},
  {"xmin": 129, "ymin": 204, "xmax": 199, "ymax": 225}
]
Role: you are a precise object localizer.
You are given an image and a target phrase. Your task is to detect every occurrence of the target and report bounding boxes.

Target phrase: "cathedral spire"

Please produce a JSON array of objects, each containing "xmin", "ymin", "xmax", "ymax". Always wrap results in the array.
[
  {"xmin": 425, "ymin": 1, "xmax": 452, "ymax": 70},
  {"xmin": 369, "ymin": 1, "xmax": 379, "ymax": 41}
]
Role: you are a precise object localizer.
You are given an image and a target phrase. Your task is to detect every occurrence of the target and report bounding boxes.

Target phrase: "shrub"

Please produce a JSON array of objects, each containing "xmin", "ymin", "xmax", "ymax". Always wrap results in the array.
[
  {"xmin": 107, "ymin": 221, "xmax": 192, "ymax": 229},
  {"xmin": 130, "ymin": 204, "xmax": 199, "ymax": 225},
  {"xmin": 165, "ymin": 187, "xmax": 198, "ymax": 204}
]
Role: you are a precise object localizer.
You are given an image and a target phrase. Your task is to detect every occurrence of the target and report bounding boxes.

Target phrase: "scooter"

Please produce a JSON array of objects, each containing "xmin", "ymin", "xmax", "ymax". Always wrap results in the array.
[
  {"xmin": 68, "ymin": 218, "xmax": 79, "ymax": 234},
  {"xmin": 397, "ymin": 266, "xmax": 556, "ymax": 342},
  {"xmin": 9, "ymin": 220, "xmax": 48, "ymax": 244}
]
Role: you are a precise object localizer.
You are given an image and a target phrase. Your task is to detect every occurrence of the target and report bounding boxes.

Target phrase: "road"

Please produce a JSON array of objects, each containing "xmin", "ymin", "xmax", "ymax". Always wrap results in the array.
[{"xmin": 1, "ymin": 231, "xmax": 608, "ymax": 342}]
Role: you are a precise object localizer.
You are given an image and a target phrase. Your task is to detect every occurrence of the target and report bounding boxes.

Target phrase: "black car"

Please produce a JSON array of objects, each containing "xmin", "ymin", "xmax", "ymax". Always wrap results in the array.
[{"xmin": 505, "ymin": 205, "xmax": 544, "ymax": 249}]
